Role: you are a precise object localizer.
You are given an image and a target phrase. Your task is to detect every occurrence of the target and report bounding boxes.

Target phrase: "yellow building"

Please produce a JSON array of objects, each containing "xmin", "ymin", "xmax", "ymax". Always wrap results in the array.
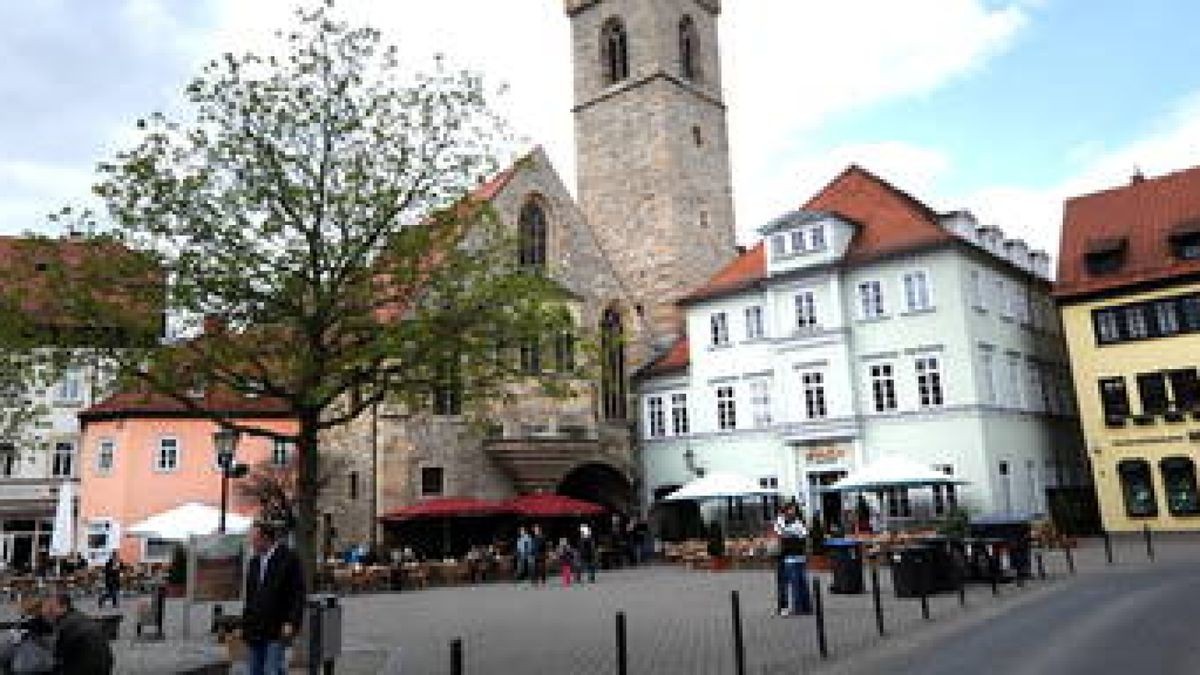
[{"xmin": 1056, "ymin": 166, "xmax": 1200, "ymax": 532}]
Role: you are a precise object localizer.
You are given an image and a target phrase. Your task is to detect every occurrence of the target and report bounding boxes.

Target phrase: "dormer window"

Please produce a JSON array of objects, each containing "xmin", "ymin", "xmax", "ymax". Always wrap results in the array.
[
  {"xmin": 1084, "ymin": 237, "xmax": 1127, "ymax": 275},
  {"xmin": 1169, "ymin": 220, "xmax": 1200, "ymax": 260},
  {"xmin": 810, "ymin": 225, "xmax": 826, "ymax": 250},
  {"xmin": 789, "ymin": 230, "xmax": 806, "ymax": 253},
  {"xmin": 771, "ymin": 234, "xmax": 786, "ymax": 259}
]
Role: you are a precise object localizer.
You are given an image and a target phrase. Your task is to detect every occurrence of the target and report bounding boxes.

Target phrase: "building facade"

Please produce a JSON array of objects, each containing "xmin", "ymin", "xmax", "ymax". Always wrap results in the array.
[
  {"xmin": 1057, "ymin": 166, "xmax": 1200, "ymax": 532},
  {"xmin": 637, "ymin": 167, "xmax": 1087, "ymax": 527},
  {"xmin": 77, "ymin": 391, "xmax": 296, "ymax": 563},
  {"xmin": 319, "ymin": 0, "xmax": 742, "ymax": 552}
]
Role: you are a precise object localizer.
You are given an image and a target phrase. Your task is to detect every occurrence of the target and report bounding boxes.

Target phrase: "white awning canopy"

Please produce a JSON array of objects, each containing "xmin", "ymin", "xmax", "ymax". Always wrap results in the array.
[
  {"xmin": 826, "ymin": 455, "xmax": 968, "ymax": 493},
  {"xmin": 127, "ymin": 502, "xmax": 253, "ymax": 541},
  {"xmin": 663, "ymin": 471, "xmax": 778, "ymax": 501}
]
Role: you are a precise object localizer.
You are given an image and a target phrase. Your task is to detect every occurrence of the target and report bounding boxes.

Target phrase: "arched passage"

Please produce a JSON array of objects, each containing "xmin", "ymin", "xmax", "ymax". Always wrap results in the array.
[{"xmin": 557, "ymin": 462, "xmax": 633, "ymax": 514}]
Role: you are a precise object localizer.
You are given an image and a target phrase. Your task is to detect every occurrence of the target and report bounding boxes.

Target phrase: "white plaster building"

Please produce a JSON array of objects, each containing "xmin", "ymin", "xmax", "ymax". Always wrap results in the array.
[{"xmin": 636, "ymin": 167, "xmax": 1088, "ymax": 528}]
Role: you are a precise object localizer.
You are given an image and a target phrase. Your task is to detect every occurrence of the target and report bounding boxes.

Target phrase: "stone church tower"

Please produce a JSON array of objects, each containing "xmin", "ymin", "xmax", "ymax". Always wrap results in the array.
[{"xmin": 566, "ymin": 0, "xmax": 738, "ymax": 347}]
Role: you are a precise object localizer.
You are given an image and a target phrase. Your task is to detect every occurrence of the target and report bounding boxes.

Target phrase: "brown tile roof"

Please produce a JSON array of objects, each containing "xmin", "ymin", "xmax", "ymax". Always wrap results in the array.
[
  {"xmin": 80, "ymin": 388, "xmax": 292, "ymax": 422},
  {"xmin": 679, "ymin": 165, "xmax": 951, "ymax": 305},
  {"xmin": 638, "ymin": 336, "xmax": 690, "ymax": 377},
  {"xmin": 1056, "ymin": 165, "xmax": 1200, "ymax": 300}
]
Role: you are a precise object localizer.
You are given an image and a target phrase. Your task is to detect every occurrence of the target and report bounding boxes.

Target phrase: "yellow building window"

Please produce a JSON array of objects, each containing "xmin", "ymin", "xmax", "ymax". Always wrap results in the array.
[
  {"xmin": 1161, "ymin": 457, "xmax": 1200, "ymax": 516},
  {"xmin": 1118, "ymin": 459, "xmax": 1158, "ymax": 517}
]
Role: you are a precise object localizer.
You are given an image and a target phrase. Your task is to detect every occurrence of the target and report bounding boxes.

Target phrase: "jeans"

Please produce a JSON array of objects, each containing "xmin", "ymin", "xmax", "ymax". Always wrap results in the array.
[
  {"xmin": 98, "ymin": 585, "xmax": 119, "ymax": 608},
  {"xmin": 516, "ymin": 554, "xmax": 532, "ymax": 581},
  {"xmin": 780, "ymin": 558, "xmax": 812, "ymax": 614},
  {"xmin": 574, "ymin": 560, "xmax": 597, "ymax": 584},
  {"xmin": 246, "ymin": 640, "xmax": 287, "ymax": 675}
]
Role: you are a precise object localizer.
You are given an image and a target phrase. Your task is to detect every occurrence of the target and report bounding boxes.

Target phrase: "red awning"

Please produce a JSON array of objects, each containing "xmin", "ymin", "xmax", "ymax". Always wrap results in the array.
[
  {"xmin": 378, "ymin": 497, "xmax": 513, "ymax": 522},
  {"xmin": 505, "ymin": 494, "xmax": 606, "ymax": 518}
]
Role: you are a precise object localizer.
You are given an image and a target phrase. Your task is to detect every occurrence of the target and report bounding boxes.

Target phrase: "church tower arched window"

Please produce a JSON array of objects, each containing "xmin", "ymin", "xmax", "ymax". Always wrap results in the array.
[
  {"xmin": 600, "ymin": 307, "xmax": 627, "ymax": 419},
  {"xmin": 600, "ymin": 18, "xmax": 629, "ymax": 85},
  {"xmin": 517, "ymin": 199, "xmax": 547, "ymax": 271},
  {"xmin": 679, "ymin": 15, "xmax": 699, "ymax": 81}
]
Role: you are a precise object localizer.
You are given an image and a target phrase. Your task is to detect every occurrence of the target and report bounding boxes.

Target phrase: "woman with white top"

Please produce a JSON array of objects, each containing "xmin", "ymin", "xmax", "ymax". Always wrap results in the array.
[{"xmin": 774, "ymin": 501, "xmax": 813, "ymax": 616}]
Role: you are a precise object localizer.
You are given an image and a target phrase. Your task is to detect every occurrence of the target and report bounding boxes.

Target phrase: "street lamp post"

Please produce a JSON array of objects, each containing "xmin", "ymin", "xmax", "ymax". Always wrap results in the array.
[{"xmin": 213, "ymin": 428, "xmax": 241, "ymax": 534}]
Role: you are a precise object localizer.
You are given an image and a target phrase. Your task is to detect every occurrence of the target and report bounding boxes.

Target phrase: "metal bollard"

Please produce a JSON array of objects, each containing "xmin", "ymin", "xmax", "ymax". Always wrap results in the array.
[
  {"xmin": 1036, "ymin": 552, "xmax": 1046, "ymax": 580},
  {"xmin": 813, "ymin": 578, "xmax": 828, "ymax": 659},
  {"xmin": 1144, "ymin": 524, "xmax": 1155, "ymax": 561},
  {"xmin": 450, "ymin": 638, "xmax": 464, "ymax": 675},
  {"xmin": 958, "ymin": 574, "xmax": 966, "ymax": 608},
  {"xmin": 871, "ymin": 564, "xmax": 885, "ymax": 636},
  {"xmin": 615, "ymin": 612, "xmax": 628, "ymax": 675},
  {"xmin": 308, "ymin": 599, "xmax": 324, "ymax": 675},
  {"xmin": 919, "ymin": 584, "xmax": 930, "ymax": 620},
  {"xmin": 1064, "ymin": 543, "xmax": 1075, "ymax": 575},
  {"xmin": 1103, "ymin": 529, "xmax": 1113, "ymax": 564},
  {"xmin": 730, "ymin": 591, "xmax": 746, "ymax": 675},
  {"xmin": 989, "ymin": 550, "xmax": 999, "ymax": 597}
]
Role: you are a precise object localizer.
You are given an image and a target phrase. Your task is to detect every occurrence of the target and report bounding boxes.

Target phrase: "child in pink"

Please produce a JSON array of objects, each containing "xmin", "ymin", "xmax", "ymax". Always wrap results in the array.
[{"xmin": 557, "ymin": 538, "xmax": 577, "ymax": 587}]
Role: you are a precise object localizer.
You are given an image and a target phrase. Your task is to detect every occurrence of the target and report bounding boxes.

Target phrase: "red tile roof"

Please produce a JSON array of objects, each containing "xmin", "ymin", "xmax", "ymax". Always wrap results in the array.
[
  {"xmin": 80, "ymin": 389, "xmax": 292, "ymax": 421},
  {"xmin": 1056, "ymin": 165, "xmax": 1200, "ymax": 300},
  {"xmin": 639, "ymin": 336, "xmax": 690, "ymax": 377},
  {"xmin": 679, "ymin": 165, "xmax": 950, "ymax": 305}
]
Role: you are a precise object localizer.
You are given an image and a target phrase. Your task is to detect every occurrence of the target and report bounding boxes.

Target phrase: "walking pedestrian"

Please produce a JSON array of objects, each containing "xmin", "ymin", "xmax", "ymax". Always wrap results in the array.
[
  {"xmin": 242, "ymin": 521, "xmax": 305, "ymax": 675},
  {"xmin": 515, "ymin": 527, "xmax": 533, "ymax": 583},
  {"xmin": 557, "ymin": 538, "xmax": 576, "ymax": 588},
  {"xmin": 40, "ymin": 590, "xmax": 114, "ymax": 674},
  {"xmin": 531, "ymin": 524, "xmax": 548, "ymax": 585},
  {"xmin": 774, "ymin": 501, "xmax": 812, "ymax": 616},
  {"xmin": 98, "ymin": 553, "xmax": 121, "ymax": 609},
  {"xmin": 575, "ymin": 524, "xmax": 597, "ymax": 584}
]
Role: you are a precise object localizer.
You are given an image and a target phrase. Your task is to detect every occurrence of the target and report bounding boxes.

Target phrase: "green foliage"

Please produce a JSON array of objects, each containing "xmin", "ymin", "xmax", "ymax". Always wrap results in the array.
[
  {"xmin": 0, "ymin": 1, "xmax": 585, "ymax": 582},
  {"xmin": 937, "ymin": 507, "xmax": 972, "ymax": 539}
]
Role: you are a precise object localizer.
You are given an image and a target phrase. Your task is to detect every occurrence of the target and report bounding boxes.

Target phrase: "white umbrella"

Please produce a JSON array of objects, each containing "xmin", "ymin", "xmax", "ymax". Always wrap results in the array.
[
  {"xmin": 663, "ymin": 471, "xmax": 778, "ymax": 501},
  {"xmin": 127, "ymin": 502, "xmax": 253, "ymax": 541},
  {"xmin": 826, "ymin": 455, "xmax": 967, "ymax": 492},
  {"xmin": 49, "ymin": 481, "xmax": 75, "ymax": 557}
]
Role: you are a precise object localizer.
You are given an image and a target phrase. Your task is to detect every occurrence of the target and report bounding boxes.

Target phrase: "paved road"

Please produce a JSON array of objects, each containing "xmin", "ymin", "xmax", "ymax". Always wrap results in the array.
[{"xmin": 843, "ymin": 558, "xmax": 1200, "ymax": 675}]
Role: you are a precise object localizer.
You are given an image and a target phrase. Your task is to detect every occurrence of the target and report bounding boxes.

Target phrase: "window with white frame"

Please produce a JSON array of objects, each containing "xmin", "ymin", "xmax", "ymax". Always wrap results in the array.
[
  {"xmin": 931, "ymin": 465, "xmax": 958, "ymax": 515},
  {"xmin": 979, "ymin": 350, "xmax": 996, "ymax": 404},
  {"xmin": 57, "ymin": 369, "xmax": 82, "ymax": 403},
  {"xmin": 759, "ymin": 475, "xmax": 779, "ymax": 490},
  {"xmin": 744, "ymin": 306, "xmax": 764, "ymax": 340},
  {"xmin": 710, "ymin": 312, "xmax": 729, "ymax": 347},
  {"xmin": 995, "ymin": 278, "xmax": 1009, "ymax": 317},
  {"xmin": 716, "ymin": 386, "xmax": 736, "ymax": 430},
  {"xmin": 646, "ymin": 396, "xmax": 666, "ymax": 437},
  {"xmin": 671, "ymin": 393, "xmax": 689, "ymax": 434},
  {"xmin": 870, "ymin": 364, "xmax": 897, "ymax": 412},
  {"xmin": 801, "ymin": 371, "xmax": 827, "ymax": 419},
  {"xmin": 85, "ymin": 518, "xmax": 116, "ymax": 559},
  {"xmin": 0, "ymin": 447, "xmax": 16, "ymax": 478},
  {"xmin": 271, "ymin": 439, "xmax": 291, "ymax": 467},
  {"xmin": 794, "ymin": 291, "xmax": 817, "ymax": 329},
  {"xmin": 790, "ymin": 229, "xmax": 806, "ymax": 253},
  {"xmin": 144, "ymin": 537, "xmax": 175, "ymax": 563},
  {"xmin": 771, "ymin": 234, "xmax": 786, "ymax": 258},
  {"xmin": 51, "ymin": 442, "xmax": 74, "ymax": 478},
  {"xmin": 1006, "ymin": 353, "xmax": 1023, "ymax": 408},
  {"xmin": 1095, "ymin": 310, "xmax": 1121, "ymax": 343},
  {"xmin": 1013, "ymin": 285, "xmax": 1031, "ymax": 324},
  {"xmin": 903, "ymin": 271, "xmax": 932, "ymax": 312},
  {"xmin": 1027, "ymin": 363, "xmax": 1045, "ymax": 412},
  {"xmin": 809, "ymin": 225, "xmax": 826, "ymax": 250},
  {"xmin": 915, "ymin": 357, "xmax": 944, "ymax": 407},
  {"xmin": 96, "ymin": 439, "xmax": 115, "ymax": 474},
  {"xmin": 858, "ymin": 280, "xmax": 885, "ymax": 319},
  {"xmin": 968, "ymin": 269, "xmax": 984, "ymax": 309},
  {"xmin": 748, "ymin": 378, "xmax": 772, "ymax": 428},
  {"xmin": 156, "ymin": 437, "xmax": 180, "ymax": 472}
]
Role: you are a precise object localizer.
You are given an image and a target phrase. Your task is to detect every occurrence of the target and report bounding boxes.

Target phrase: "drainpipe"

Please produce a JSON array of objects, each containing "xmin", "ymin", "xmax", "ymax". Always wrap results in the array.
[{"xmin": 370, "ymin": 403, "xmax": 379, "ymax": 550}]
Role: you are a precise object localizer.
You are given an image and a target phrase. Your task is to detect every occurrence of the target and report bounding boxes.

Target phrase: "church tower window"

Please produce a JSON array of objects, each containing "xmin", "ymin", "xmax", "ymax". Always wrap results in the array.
[
  {"xmin": 517, "ymin": 199, "xmax": 547, "ymax": 271},
  {"xmin": 600, "ymin": 307, "xmax": 627, "ymax": 419},
  {"xmin": 601, "ymin": 18, "xmax": 629, "ymax": 85},
  {"xmin": 679, "ymin": 15, "xmax": 699, "ymax": 81}
]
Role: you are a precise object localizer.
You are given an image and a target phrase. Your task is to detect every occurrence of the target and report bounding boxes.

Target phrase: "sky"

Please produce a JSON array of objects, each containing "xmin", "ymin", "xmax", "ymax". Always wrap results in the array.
[{"xmin": 2, "ymin": 0, "xmax": 1199, "ymax": 262}]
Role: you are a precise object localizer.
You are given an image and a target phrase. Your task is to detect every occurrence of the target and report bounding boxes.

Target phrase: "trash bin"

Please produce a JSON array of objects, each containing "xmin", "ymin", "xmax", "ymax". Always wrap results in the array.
[
  {"xmin": 300, "ymin": 594, "xmax": 343, "ymax": 668},
  {"xmin": 889, "ymin": 545, "xmax": 933, "ymax": 598},
  {"xmin": 825, "ymin": 539, "xmax": 864, "ymax": 594},
  {"xmin": 917, "ymin": 535, "xmax": 961, "ymax": 592},
  {"xmin": 970, "ymin": 516, "xmax": 1033, "ymax": 578}
]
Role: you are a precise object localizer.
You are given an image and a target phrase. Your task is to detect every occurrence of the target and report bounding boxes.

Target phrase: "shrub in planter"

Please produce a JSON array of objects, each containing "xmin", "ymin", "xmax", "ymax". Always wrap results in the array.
[{"xmin": 166, "ymin": 545, "xmax": 188, "ymax": 592}]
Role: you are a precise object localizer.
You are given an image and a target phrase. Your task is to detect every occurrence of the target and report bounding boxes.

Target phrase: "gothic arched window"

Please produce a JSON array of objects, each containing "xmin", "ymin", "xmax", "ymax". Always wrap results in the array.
[
  {"xmin": 517, "ymin": 199, "xmax": 547, "ymax": 271},
  {"xmin": 600, "ymin": 18, "xmax": 629, "ymax": 85},
  {"xmin": 679, "ymin": 15, "xmax": 699, "ymax": 81},
  {"xmin": 600, "ymin": 307, "xmax": 627, "ymax": 419}
]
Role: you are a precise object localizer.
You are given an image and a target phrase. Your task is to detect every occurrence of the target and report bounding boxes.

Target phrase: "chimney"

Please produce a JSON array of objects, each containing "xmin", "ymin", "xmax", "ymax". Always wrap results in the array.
[{"xmin": 1131, "ymin": 166, "xmax": 1146, "ymax": 185}]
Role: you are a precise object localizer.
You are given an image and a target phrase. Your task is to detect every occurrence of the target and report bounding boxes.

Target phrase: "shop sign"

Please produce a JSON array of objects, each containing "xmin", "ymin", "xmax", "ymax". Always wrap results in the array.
[
  {"xmin": 805, "ymin": 444, "xmax": 848, "ymax": 465},
  {"xmin": 0, "ymin": 484, "xmax": 54, "ymax": 501}
]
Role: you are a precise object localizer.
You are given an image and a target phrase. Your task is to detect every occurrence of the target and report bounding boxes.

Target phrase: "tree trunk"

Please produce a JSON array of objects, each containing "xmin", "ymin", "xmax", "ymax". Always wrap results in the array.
[{"xmin": 295, "ymin": 411, "xmax": 321, "ymax": 593}]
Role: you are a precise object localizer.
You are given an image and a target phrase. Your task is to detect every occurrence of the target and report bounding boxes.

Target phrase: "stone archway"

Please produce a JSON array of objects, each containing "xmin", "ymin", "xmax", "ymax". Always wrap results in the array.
[{"xmin": 557, "ymin": 462, "xmax": 634, "ymax": 514}]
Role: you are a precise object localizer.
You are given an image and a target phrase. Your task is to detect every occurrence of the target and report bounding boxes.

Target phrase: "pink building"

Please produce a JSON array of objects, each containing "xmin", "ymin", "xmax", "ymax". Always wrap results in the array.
[{"xmin": 78, "ymin": 390, "xmax": 296, "ymax": 564}]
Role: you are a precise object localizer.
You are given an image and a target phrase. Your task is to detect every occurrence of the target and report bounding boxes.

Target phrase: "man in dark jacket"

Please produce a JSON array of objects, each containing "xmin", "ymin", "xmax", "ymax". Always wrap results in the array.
[
  {"xmin": 39, "ymin": 591, "xmax": 113, "ymax": 674},
  {"xmin": 243, "ymin": 521, "xmax": 305, "ymax": 675}
]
